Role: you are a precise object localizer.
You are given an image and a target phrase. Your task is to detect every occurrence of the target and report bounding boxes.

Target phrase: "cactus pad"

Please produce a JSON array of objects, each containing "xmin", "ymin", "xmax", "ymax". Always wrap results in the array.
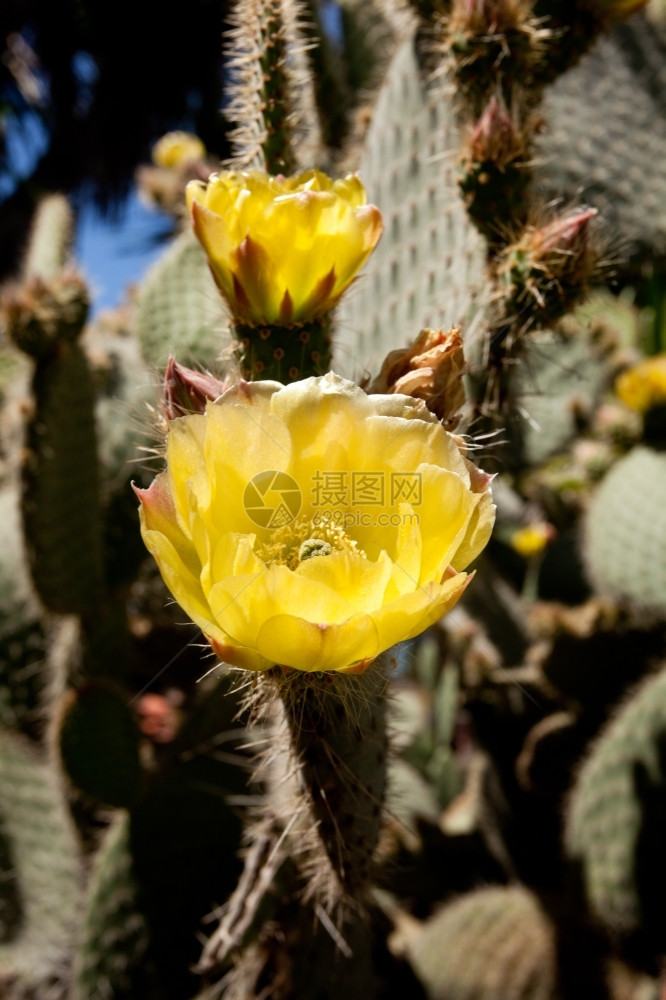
[
  {"xmin": 407, "ymin": 885, "xmax": 556, "ymax": 1000},
  {"xmin": 134, "ymin": 230, "xmax": 229, "ymax": 370},
  {"xmin": 566, "ymin": 665, "xmax": 666, "ymax": 943},
  {"xmin": 334, "ymin": 35, "xmax": 488, "ymax": 378},
  {"xmin": 584, "ymin": 446, "xmax": 666, "ymax": 612}
]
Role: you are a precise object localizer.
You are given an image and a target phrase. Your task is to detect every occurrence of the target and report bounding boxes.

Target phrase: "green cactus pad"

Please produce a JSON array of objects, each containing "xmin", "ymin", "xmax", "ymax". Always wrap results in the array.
[
  {"xmin": 129, "ymin": 735, "xmax": 247, "ymax": 994},
  {"xmin": 512, "ymin": 327, "xmax": 611, "ymax": 464},
  {"xmin": 86, "ymin": 317, "xmax": 157, "ymax": 587},
  {"xmin": 407, "ymin": 885, "xmax": 556, "ymax": 1000},
  {"xmin": 71, "ymin": 813, "xmax": 157, "ymax": 1000},
  {"xmin": 334, "ymin": 35, "xmax": 488, "ymax": 378},
  {"xmin": 386, "ymin": 757, "xmax": 440, "ymax": 828},
  {"xmin": 23, "ymin": 195, "xmax": 74, "ymax": 282},
  {"xmin": 584, "ymin": 446, "xmax": 666, "ymax": 612},
  {"xmin": 86, "ymin": 313, "xmax": 156, "ymax": 489},
  {"xmin": 58, "ymin": 681, "xmax": 143, "ymax": 808},
  {"xmin": 0, "ymin": 731, "xmax": 82, "ymax": 989},
  {"xmin": 566, "ymin": 665, "xmax": 666, "ymax": 942},
  {"xmin": 234, "ymin": 316, "xmax": 332, "ymax": 382},
  {"xmin": 0, "ymin": 620, "xmax": 48, "ymax": 736},
  {"xmin": 537, "ymin": 15, "xmax": 666, "ymax": 265},
  {"xmin": 135, "ymin": 230, "xmax": 228, "ymax": 370},
  {"xmin": 0, "ymin": 485, "xmax": 48, "ymax": 733},
  {"xmin": 22, "ymin": 342, "xmax": 104, "ymax": 614}
]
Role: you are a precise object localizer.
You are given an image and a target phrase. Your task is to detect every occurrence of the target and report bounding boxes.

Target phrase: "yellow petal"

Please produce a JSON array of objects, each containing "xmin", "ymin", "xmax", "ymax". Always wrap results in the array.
[{"xmin": 255, "ymin": 613, "xmax": 379, "ymax": 671}]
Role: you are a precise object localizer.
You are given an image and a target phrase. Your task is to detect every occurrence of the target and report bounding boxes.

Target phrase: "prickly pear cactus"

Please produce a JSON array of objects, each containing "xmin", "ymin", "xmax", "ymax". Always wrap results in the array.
[
  {"xmin": 537, "ymin": 13, "xmax": 666, "ymax": 263},
  {"xmin": 2, "ymin": 1, "xmax": 666, "ymax": 998},
  {"xmin": 406, "ymin": 885, "xmax": 557, "ymax": 1000},
  {"xmin": 512, "ymin": 323, "xmax": 612, "ymax": 464},
  {"xmin": 0, "ymin": 731, "xmax": 82, "ymax": 993},
  {"xmin": 584, "ymin": 446, "xmax": 666, "ymax": 612},
  {"xmin": 70, "ymin": 814, "xmax": 155, "ymax": 1000},
  {"xmin": 566, "ymin": 665, "xmax": 666, "ymax": 950},
  {"xmin": 334, "ymin": 34, "xmax": 488, "ymax": 377},
  {"xmin": 135, "ymin": 230, "xmax": 228, "ymax": 369}
]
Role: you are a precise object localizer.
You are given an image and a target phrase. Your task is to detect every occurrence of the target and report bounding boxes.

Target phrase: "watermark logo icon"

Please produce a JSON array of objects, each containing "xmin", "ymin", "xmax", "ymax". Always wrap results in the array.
[{"xmin": 243, "ymin": 471, "xmax": 302, "ymax": 528}]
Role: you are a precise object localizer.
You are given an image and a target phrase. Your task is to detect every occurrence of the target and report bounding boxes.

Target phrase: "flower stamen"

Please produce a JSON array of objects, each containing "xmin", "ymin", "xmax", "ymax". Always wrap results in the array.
[{"xmin": 255, "ymin": 513, "xmax": 365, "ymax": 569}]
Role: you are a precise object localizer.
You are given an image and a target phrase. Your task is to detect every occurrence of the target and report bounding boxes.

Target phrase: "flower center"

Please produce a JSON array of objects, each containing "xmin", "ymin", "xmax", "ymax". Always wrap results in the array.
[{"xmin": 255, "ymin": 514, "xmax": 365, "ymax": 569}]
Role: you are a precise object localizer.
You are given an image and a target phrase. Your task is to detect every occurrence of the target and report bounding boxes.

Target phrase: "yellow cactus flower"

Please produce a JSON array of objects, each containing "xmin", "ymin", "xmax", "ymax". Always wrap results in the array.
[
  {"xmin": 615, "ymin": 355, "xmax": 666, "ymax": 414},
  {"xmin": 510, "ymin": 523, "xmax": 554, "ymax": 559},
  {"xmin": 135, "ymin": 373, "xmax": 494, "ymax": 673},
  {"xmin": 152, "ymin": 131, "xmax": 206, "ymax": 169},
  {"xmin": 185, "ymin": 170, "xmax": 383, "ymax": 325}
]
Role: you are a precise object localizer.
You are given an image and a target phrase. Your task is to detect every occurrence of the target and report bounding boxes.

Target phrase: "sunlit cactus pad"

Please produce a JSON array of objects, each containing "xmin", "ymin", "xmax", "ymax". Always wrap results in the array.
[
  {"xmin": 335, "ymin": 35, "xmax": 488, "ymax": 378},
  {"xmin": 135, "ymin": 230, "xmax": 229, "ymax": 369},
  {"xmin": 537, "ymin": 14, "xmax": 666, "ymax": 264}
]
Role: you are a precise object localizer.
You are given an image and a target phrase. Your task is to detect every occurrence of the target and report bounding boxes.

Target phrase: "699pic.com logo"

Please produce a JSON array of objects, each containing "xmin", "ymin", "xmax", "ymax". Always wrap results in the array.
[{"xmin": 243, "ymin": 471, "xmax": 302, "ymax": 529}]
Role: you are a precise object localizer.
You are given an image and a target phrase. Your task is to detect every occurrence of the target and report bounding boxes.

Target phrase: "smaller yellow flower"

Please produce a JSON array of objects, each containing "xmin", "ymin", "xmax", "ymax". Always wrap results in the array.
[
  {"xmin": 152, "ymin": 131, "xmax": 206, "ymax": 169},
  {"xmin": 510, "ymin": 523, "xmax": 554, "ymax": 559},
  {"xmin": 615, "ymin": 355, "xmax": 666, "ymax": 414},
  {"xmin": 186, "ymin": 170, "xmax": 383, "ymax": 325}
]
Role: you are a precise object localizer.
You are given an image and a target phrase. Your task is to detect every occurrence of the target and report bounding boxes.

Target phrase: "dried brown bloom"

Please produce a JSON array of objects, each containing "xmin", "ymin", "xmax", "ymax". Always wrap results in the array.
[{"xmin": 366, "ymin": 327, "xmax": 466, "ymax": 430}]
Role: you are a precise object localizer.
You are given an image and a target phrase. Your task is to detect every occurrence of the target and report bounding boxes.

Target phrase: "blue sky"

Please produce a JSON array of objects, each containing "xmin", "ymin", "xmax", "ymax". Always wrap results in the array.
[
  {"xmin": 3, "ymin": 104, "xmax": 175, "ymax": 316},
  {"xmin": 75, "ymin": 191, "xmax": 175, "ymax": 316}
]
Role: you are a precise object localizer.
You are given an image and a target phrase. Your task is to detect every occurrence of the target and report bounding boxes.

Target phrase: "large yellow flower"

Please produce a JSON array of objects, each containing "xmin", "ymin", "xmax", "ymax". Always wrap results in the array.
[
  {"xmin": 135, "ymin": 374, "xmax": 495, "ymax": 673},
  {"xmin": 186, "ymin": 170, "xmax": 383, "ymax": 325}
]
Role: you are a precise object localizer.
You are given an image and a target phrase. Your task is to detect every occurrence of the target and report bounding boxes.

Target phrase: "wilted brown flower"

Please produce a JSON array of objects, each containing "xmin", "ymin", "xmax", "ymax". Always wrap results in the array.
[{"xmin": 366, "ymin": 327, "xmax": 467, "ymax": 430}]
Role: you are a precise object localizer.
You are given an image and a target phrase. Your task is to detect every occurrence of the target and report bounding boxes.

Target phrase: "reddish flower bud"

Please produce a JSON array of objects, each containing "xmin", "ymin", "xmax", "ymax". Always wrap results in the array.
[
  {"xmin": 163, "ymin": 357, "xmax": 231, "ymax": 420},
  {"xmin": 469, "ymin": 97, "xmax": 525, "ymax": 167},
  {"xmin": 532, "ymin": 207, "xmax": 598, "ymax": 259}
]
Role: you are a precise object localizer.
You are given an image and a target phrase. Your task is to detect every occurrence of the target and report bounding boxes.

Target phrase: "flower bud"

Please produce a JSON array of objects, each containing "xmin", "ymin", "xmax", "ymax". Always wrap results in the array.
[
  {"xmin": 163, "ymin": 357, "xmax": 232, "ymax": 420},
  {"xmin": 499, "ymin": 207, "xmax": 598, "ymax": 324},
  {"xmin": 468, "ymin": 97, "xmax": 525, "ymax": 168},
  {"xmin": 531, "ymin": 207, "xmax": 597, "ymax": 260}
]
